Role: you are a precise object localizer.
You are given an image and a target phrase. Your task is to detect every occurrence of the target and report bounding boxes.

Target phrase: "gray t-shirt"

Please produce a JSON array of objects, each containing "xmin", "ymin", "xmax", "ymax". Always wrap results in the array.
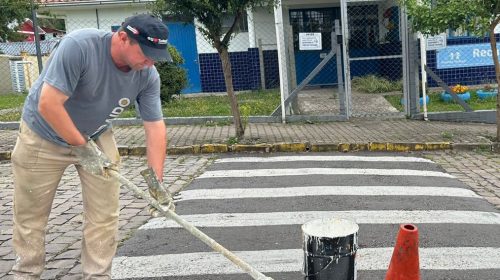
[{"xmin": 22, "ymin": 28, "xmax": 163, "ymax": 146}]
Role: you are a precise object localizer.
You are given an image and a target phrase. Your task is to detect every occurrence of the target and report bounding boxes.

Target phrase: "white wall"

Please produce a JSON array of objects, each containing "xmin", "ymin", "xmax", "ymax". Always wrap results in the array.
[
  {"xmin": 67, "ymin": 7, "xmax": 150, "ymax": 32},
  {"xmin": 195, "ymin": 8, "xmax": 277, "ymax": 54},
  {"xmin": 44, "ymin": 4, "xmax": 278, "ymax": 54},
  {"xmin": 42, "ymin": 4, "xmax": 149, "ymax": 33},
  {"xmin": 194, "ymin": 19, "xmax": 249, "ymax": 54},
  {"xmin": 253, "ymin": 7, "xmax": 277, "ymax": 50}
]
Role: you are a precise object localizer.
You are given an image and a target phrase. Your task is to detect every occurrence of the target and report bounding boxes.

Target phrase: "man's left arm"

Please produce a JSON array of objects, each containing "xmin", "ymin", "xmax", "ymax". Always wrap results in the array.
[{"xmin": 144, "ymin": 120, "xmax": 167, "ymax": 182}]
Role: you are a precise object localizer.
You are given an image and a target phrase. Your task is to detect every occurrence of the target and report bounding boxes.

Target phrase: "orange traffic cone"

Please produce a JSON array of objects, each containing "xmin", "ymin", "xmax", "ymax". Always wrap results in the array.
[{"xmin": 385, "ymin": 224, "xmax": 420, "ymax": 280}]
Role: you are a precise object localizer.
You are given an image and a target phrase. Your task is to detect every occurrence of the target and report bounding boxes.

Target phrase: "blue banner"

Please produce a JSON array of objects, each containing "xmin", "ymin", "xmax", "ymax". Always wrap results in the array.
[{"xmin": 436, "ymin": 43, "xmax": 500, "ymax": 69}]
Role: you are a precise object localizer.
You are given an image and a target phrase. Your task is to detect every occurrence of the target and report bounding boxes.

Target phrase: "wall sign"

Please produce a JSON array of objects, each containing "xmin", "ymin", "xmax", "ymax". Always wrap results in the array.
[
  {"xmin": 425, "ymin": 33, "xmax": 447, "ymax": 50},
  {"xmin": 299, "ymin": 33, "xmax": 322, "ymax": 50},
  {"xmin": 436, "ymin": 43, "xmax": 500, "ymax": 69}
]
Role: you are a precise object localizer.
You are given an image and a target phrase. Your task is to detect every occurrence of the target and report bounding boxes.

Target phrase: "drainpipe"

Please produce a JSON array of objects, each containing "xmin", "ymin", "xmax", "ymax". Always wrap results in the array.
[
  {"xmin": 274, "ymin": 0, "xmax": 289, "ymax": 123},
  {"xmin": 417, "ymin": 0, "xmax": 428, "ymax": 121},
  {"xmin": 96, "ymin": 9, "xmax": 100, "ymax": 29},
  {"xmin": 247, "ymin": 8, "xmax": 256, "ymax": 48},
  {"xmin": 419, "ymin": 32, "xmax": 428, "ymax": 121}
]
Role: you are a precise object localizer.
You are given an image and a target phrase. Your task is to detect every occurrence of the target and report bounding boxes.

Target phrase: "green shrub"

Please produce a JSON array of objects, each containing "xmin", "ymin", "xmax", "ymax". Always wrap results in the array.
[
  {"xmin": 352, "ymin": 75, "xmax": 403, "ymax": 93},
  {"xmin": 155, "ymin": 45, "xmax": 188, "ymax": 103}
]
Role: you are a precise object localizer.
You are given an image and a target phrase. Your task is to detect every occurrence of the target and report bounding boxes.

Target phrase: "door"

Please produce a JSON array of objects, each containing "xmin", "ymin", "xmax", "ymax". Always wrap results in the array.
[
  {"xmin": 165, "ymin": 22, "xmax": 202, "ymax": 93},
  {"xmin": 290, "ymin": 8, "xmax": 342, "ymax": 86}
]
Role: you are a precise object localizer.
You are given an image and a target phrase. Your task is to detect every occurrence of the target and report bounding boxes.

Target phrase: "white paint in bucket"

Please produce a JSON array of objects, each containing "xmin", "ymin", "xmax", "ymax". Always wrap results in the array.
[
  {"xmin": 302, "ymin": 218, "xmax": 359, "ymax": 279},
  {"xmin": 302, "ymin": 218, "xmax": 359, "ymax": 238}
]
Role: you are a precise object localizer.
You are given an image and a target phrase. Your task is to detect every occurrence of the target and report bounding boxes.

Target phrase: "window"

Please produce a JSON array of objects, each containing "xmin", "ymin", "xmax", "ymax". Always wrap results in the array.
[
  {"xmin": 446, "ymin": 28, "xmax": 475, "ymax": 38},
  {"xmin": 290, "ymin": 8, "xmax": 340, "ymax": 51},
  {"xmin": 222, "ymin": 13, "xmax": 248, "ymax": 34},
  {"xmin": 348, "ymin": 5, "xmax": 380, "ymax": 49}
]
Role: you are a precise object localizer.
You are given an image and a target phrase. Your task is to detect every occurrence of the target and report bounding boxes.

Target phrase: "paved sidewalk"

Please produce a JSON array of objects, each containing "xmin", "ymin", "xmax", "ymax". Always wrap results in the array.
[
  {"xmin": 0, "ymin": 119, "xmax": 498, "ymax": 157},
  {"xmin": 0, "ymin": 155, "xmax": 214, "ymax": 279}
]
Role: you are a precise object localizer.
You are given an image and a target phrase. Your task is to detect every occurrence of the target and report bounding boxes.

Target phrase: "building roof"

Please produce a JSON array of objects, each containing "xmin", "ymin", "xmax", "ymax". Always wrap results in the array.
[
  {"xmin": 18, "ymin": 19, "xmax": 46, "ymax": 35},
  {"xmin": 38, "ymin": 0, "xmax": 153, "ymax": 7}
]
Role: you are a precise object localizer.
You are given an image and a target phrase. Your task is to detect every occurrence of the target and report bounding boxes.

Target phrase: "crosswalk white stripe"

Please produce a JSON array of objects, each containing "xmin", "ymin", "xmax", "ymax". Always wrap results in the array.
[
  {"xmin": 198, "ymin": 168, "xmax": 455, "ymax": 179},
  {"xmin": 216, "ymin": 156, "xmax": 435, "ymax": 163},
  {"xmin": 178, "ymin": 186, "xmax": 480, "ymax": 201},
  {"xmin": 112, "ymin": 247, "xmax": 500, "ymax": 278},
  {"xmin": 140, "ymin": 210, "xmax": 500, "ymax": 229}
]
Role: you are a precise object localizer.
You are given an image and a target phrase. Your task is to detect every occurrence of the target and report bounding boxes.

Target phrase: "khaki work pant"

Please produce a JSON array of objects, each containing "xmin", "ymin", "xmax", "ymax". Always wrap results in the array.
[{"xmin": 11, "ymin": 121, "xmax": 121, "ymax": 280}]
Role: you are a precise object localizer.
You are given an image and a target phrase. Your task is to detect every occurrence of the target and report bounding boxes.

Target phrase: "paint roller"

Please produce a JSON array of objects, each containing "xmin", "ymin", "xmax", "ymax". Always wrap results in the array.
[{"xmin": 109, "ymin": 167, "xmax": 273, "ymax": 280}]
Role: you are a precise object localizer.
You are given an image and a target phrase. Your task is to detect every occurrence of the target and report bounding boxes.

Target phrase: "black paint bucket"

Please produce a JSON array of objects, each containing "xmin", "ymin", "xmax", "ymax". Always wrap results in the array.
[{"xmin": 302, "ymin": 218, "xmax": 359, "ymax": 280}]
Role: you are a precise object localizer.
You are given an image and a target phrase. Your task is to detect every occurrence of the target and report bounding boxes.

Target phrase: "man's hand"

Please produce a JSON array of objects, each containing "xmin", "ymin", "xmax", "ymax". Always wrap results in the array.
[
  {"xmin": 72, "ymin": 139, "xmax": 116, "ymax": 176},
  {"xmin": 148, "ymin": 187, "xmax": 176, "ymax": 217},
  {"xmin": 140, "ymin": 168, "xmax": 175, "ymax": 217}
]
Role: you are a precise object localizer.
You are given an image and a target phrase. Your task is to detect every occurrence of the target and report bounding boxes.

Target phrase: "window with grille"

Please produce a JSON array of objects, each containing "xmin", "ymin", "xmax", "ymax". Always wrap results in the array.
[{"xmin": 290, "ymin": 8, "xmax": 340, "ymax": 51}]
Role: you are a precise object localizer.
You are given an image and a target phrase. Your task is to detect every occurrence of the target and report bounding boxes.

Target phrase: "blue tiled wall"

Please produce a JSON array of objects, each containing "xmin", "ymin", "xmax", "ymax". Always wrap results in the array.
[
  {"xmin": 263, "ymin": 50, "xmax": 279, "ymax": 89},
  {"xmin": 426, "ymin": 35, "xmax": 499, "ymax": 87},
  {"xmin": 198, "ymin": 48, "xmax": 262, "ymax": 92}
]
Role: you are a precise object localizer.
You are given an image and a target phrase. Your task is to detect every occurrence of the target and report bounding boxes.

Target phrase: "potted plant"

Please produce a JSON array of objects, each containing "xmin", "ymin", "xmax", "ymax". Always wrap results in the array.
[
  {"xmin": 440, "ymin": 84, "xmax": 471, "ymax": 102},
  {"xmin": 476, "ymin": 83, "xmax": 498, "ymax": 100},
  {"xmin": 400, "ymin": 86, "xmax": 430, "ymax": 106}
]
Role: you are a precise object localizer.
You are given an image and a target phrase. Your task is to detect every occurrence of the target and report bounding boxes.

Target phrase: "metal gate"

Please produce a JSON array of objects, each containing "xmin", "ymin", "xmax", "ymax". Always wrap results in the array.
[
  {"xmin": 343, "ymin": 1, "xmax": 406, "ymax": 118},
  {"xmin": 272, "ymin": 7, "xmax": 347, "ymax": 120},
  {"xmin": 272, "ymin": 1, "xmax": 409, "ymax": 121}
]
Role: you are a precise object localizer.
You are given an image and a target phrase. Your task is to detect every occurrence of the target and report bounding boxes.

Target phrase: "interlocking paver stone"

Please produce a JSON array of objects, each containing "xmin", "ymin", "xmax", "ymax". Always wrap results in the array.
[
  {"xmin": 0, "ymin": 155, "xmax": 212, "ymax": 278},
  {"xmin": 0, "ymin": 259, "xmax": 14, "ymax": 273},
  {"xmin": 0, "ymin": 120, "xmax": 497, "ymax": 152}
]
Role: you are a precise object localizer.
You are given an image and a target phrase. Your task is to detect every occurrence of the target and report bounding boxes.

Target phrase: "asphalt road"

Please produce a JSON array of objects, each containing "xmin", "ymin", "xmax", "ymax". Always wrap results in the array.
[{"xmin": 112, "ymin": 153, "xmax": 500, "ymax": 279}]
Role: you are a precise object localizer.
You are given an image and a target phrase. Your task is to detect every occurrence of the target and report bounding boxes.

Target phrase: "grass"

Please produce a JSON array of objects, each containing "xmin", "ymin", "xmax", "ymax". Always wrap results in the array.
[
  {"xmin": 0, "ymin": 90, "xmax": 281, "ymax": 121},
  {"xmin": 352, "ymin": 75, "xmax": 403, "ymax": 93},
  {"xmin": 120, "ymin": 90, "xmax": 281, "ymax": 118},
  {"xmin": 1, "ymin": 89, "xmax": 496, "ymax": 121},
  {"xmin": 0, "ymin": 93, "xmax": 27, "ymax": 110},
  {"xmin": 0, "ymin": 111, "xmax": 22, "ymax": 122},
  {"xmin": 384, "ymin": 91, "xmax": 497, "ymax": 112}
]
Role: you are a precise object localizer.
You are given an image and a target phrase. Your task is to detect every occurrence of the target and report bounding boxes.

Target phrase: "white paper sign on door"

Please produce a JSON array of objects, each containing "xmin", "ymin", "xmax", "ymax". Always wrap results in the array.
[{"xmin": 299, "ymin": 33, "xmax": 322, "ymax": 50}]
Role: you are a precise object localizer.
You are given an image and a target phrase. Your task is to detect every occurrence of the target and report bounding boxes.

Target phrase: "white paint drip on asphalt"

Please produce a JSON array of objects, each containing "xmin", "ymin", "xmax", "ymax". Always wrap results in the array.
[
  {"xmin": 216, "ymin": 155, "xmax": 435, "ymax": 163},
  {"xmin": 140, "ymin": 210, "xmax": 500, "ymax": 229},
  {"xmin": 177, "ymin": 186, "xmax": 480, "ymax": 201},
  {"xmin": 112, "ymin": 247, "xmax": 500, "ymax": 278},
  {"xmin": 198, "ymin": 168, "xmax": 455, "ymax": 179}
]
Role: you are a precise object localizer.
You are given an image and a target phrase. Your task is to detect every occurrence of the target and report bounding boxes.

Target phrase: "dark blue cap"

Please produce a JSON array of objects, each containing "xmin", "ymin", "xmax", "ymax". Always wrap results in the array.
[{"xmin": 122, "ymin": 14, "xmax": 172, "ymax": 62}]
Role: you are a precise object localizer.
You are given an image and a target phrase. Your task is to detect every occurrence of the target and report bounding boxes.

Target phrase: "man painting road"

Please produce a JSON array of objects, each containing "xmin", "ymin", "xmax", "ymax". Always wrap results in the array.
[{"xmin": 10, "ymin": 14, "xmax": 169, "ymax": 279}]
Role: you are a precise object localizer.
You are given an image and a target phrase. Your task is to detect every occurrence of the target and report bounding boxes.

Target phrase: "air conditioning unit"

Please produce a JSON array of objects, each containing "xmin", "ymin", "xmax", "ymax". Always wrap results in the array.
[{"xmin": 10, "ymin": 60, "xmax": 27, "ymax": 93}]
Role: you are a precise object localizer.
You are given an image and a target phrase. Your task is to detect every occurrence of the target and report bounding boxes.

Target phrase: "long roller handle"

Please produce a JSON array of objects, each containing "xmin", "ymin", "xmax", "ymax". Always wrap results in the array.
[{"xmin": 109, "ymin": 170, "xmax": 273, "ymax": 280}]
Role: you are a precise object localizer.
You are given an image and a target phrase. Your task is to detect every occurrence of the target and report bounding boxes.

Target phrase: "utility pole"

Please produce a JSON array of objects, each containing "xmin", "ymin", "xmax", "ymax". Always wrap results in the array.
[{"xmin": 31, "ymin": 0, "xmax": 43, "ymax": 74}]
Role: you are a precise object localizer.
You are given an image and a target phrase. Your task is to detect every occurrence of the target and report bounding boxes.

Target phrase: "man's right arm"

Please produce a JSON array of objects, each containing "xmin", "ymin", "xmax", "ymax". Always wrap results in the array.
[{"xmin": 38, "ymin": 83, "xmax": 87, "ymax": 146}]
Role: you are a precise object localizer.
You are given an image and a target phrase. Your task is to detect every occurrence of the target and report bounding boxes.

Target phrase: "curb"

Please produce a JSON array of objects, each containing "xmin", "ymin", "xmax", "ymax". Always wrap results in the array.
[
  {"xmin": 2, "ymin": 142, "xmax": 497, "ymax": 161},
  {"xmin": 105, "ymin": 141, "xmax": 498, "ymax": 155}
]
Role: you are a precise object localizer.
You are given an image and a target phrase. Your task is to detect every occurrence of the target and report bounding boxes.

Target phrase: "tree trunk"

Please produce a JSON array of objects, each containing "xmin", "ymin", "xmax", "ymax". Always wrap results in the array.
[
  {"xmin": 489, "ymin": 23, "xmax": 500, "ymax": 141},
  {"xmin": 218, "ymin": 47, "xmax": 245, "ymax": 138}
]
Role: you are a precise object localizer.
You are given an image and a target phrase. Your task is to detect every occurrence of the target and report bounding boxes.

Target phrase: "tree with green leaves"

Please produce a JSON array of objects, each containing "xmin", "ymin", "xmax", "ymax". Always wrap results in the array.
[
  {"xmin": 399, "ymin": 0, "xmax": 500, "ymax": 140},
  {"xmin": 150, "ymin": 0, "xmax": 276, "ymax": 138},
  {"xmin": 0, "ymin": 0, "xmax": 32, "ymax": 42}
]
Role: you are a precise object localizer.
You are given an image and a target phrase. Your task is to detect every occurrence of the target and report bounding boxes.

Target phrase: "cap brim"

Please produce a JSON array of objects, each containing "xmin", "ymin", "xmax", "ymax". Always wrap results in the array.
[{"xmin": 140, "ymin": 44, "xmax": 172, "ymax": 63}]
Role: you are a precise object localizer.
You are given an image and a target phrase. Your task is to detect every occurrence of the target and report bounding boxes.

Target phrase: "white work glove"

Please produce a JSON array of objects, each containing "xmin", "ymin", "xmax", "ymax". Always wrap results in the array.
[
  {"xmin": 148, "ymin": 182, "xmax": 176, "ymax": 217},
  {"xmin": 72, "ymin": 139, "xmax": 116, "ymax": 176},
  {"xmin": 140, "ymin": 168, "xmax": 176, "ymax": 217}
]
